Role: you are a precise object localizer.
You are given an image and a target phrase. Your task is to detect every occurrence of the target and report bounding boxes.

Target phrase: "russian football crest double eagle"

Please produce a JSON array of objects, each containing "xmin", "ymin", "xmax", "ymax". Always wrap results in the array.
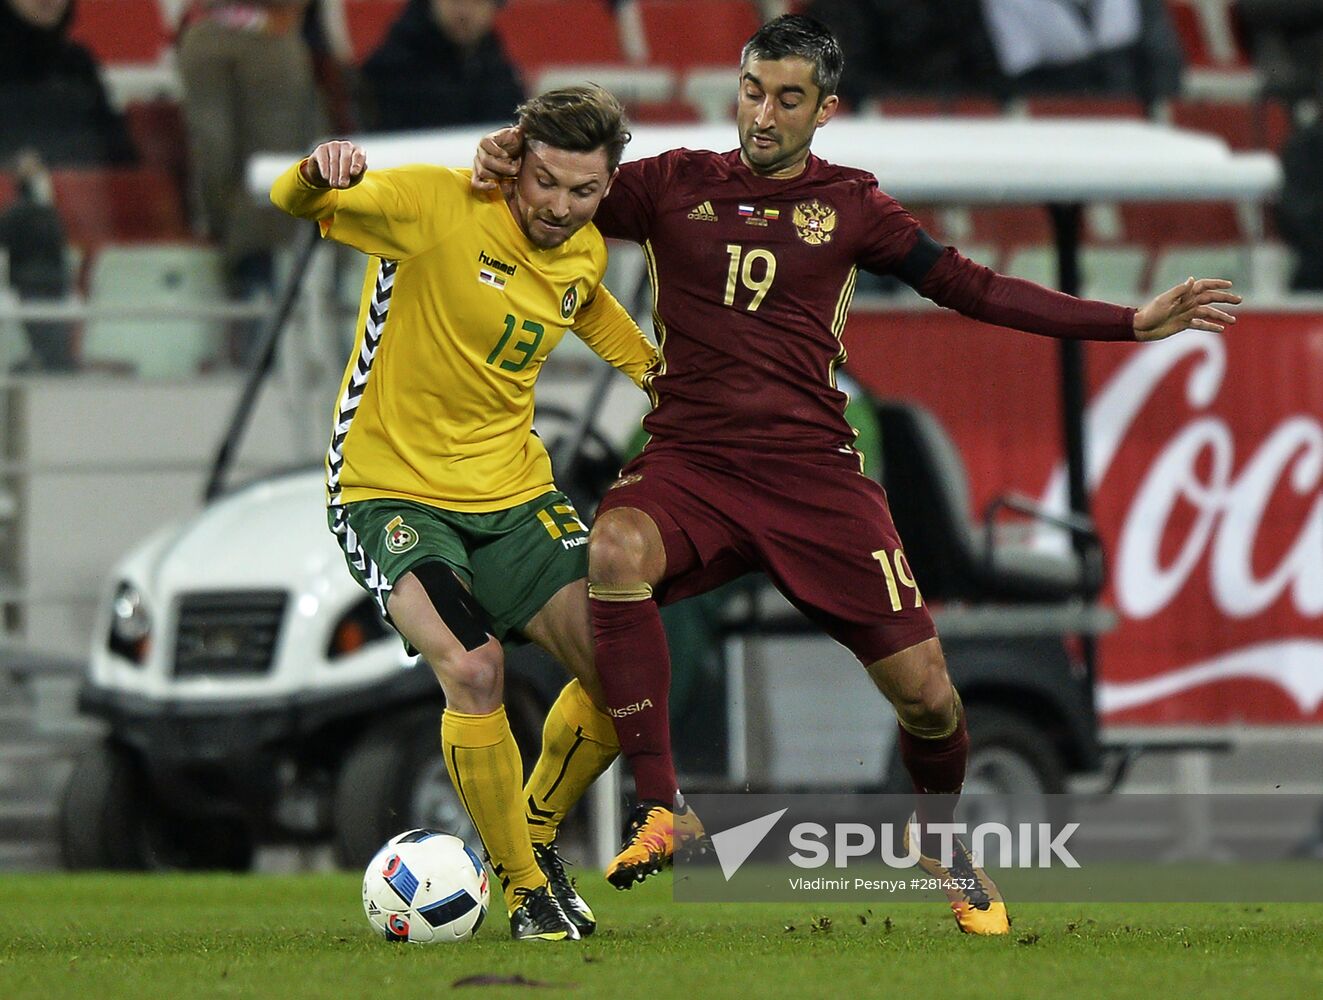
[{"xmin": 793, "ymin": 200, "xmax": 836, "ymax": 246}]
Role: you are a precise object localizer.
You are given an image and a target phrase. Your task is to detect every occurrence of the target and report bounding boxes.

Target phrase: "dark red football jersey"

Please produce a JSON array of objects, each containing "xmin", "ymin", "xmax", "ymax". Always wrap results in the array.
[{"xmin": 593, "ymin": 148, "xmax": 1135, "ymax": 457}]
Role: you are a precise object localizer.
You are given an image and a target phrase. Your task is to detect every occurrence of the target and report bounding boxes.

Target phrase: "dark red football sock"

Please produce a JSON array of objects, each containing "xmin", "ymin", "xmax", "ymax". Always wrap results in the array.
[
  {"xmin": 590, "ymin": 596, "xmax": 678, "ymax": 806},
  {"xmin": 896, "ymin": 709, "xmax": 969, "ymax": 857}
]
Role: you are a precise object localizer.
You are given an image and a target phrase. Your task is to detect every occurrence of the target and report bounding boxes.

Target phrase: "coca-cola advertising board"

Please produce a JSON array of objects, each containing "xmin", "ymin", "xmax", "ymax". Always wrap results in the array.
[{"xmin": 844, "ymin": 310, "xmax": 1323, "ymax": 726}]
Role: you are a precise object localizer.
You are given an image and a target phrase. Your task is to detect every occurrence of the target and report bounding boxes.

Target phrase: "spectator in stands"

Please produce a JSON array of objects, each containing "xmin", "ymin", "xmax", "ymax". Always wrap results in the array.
[
  {"xmin": 1277, "ymin": 118, "xmax": 1323, "ymax": 290},
  {"xmin": 361, "ymin": 0, "xmax": 525, "ymax": 131},
  {"xmin": 305, "ymin": 0, "xmax": 358, "ymax": 133},
  {"xmin": 1239, "ymin": 1, "xmax": 1323, "ymax": 106},
  {"xmin": 0, "ymin": 150, "xmax": 75, "ymax": 371},
  {"xmin": 979, "ymin": 0, "xmax": 1183, "ymax": 104},
  {"xmin": 177, "ymin": 0, "xmax": 322, "ymax": 362},
  {"xmin": 0, "ymin": 0, "xmax": 136, "ymax": 166},
  {"xmin": 808, "ymin": 0, "xmax": 1001, "ymax": 106}
]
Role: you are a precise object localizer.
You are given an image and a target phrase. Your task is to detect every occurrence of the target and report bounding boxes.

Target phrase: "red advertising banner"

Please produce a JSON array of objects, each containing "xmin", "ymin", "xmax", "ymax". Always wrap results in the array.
[{"xmin": 844, "ymin": 310, "xmax": 1323, "ymax": 726}]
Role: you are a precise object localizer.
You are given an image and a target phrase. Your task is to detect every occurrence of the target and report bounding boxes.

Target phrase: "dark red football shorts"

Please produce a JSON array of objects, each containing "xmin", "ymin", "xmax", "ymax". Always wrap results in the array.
[{"xmin": 595, "ymin": 444, "xmax": 937, "ymax": 665}]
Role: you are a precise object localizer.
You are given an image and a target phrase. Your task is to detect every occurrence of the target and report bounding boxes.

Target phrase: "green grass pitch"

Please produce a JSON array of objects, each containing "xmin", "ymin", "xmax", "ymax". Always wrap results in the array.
[{"xmin": 1, "ymin": 873, "xmax": 1320, "ymax": 999}]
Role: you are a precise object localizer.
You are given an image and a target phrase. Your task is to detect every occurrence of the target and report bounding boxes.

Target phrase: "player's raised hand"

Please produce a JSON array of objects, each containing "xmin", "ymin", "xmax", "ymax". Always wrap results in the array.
[
  {"xmin": 471, "ymin": 127, "xmax": 523, "ymax": 191},
  {"xmin": 1133, "ymin": 277, "xmax": 1241, "ymax": 342},
  {"xmin": 301, "ymin": 140, "xmax": 367, "ymax": 189}
]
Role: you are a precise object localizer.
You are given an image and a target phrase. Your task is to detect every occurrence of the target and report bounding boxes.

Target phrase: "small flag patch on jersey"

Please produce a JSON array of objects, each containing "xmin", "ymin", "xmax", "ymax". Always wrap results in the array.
[
  {"xmin": 738, "ymin": 204, "xmax": 755, "ymax": 217},
  {"xmin": 764, "ymin": 208, "xmax": 781, "ymax": 220},
  {"xmin": 478, "ymin": 267, "xmax": 507, "ymax": 290}
]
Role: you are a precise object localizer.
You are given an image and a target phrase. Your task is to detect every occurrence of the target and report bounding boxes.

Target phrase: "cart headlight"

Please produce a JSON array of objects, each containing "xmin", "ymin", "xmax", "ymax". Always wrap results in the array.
[{"xmin": 109, "ymin": 581, "xmax": 151, "ymax": 664}]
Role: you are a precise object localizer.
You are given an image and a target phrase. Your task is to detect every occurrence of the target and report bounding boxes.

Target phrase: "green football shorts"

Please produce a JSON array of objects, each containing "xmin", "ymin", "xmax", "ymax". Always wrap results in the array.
[{"xmin": 331, "ymin": 490, "xmax": 589, "ymax": 640}]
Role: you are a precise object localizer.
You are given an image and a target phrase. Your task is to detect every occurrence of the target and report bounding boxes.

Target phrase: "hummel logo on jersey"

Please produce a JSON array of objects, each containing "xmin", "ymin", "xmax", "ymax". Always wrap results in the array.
[
  {"xmin": 478, "ymin": 250, "xmax": 517, "ymax": 276},
  {"xmin": 687, "ymin": 201, "xmax": 718, "ymax": 222}
]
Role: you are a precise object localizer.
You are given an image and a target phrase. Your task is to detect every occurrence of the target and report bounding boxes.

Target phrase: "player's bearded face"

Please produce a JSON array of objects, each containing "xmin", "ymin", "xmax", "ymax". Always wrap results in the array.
[
  {"xmin": 507, "ymin": 142, "xmax": 615, "ymax": 249},
  {"xmin": 737, "ymin": 57, "xmax": 839, "ymax": 178}
]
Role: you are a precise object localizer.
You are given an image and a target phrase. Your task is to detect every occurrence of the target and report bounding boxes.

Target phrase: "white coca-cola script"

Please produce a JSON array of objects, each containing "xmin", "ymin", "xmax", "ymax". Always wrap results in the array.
[{"xmin": 1038, "ymin": 334, "xmax": 1323, "ymax": 717}]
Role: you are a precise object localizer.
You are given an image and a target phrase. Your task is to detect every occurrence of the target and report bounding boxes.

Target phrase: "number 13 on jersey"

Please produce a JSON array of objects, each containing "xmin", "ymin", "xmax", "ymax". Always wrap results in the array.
[{"xmin": 724, "ymin": 244, "xmax": 777, "ymax": 311}]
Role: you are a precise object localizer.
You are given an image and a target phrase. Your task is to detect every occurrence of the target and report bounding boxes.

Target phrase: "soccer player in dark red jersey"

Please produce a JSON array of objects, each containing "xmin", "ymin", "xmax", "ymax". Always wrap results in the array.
[{"xmin": 474, "ymin": 14, "xmax": 1240, "ymax": 935}]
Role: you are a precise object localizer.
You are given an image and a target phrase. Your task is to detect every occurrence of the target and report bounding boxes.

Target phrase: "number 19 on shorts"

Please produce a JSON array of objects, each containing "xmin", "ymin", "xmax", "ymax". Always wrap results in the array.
[{"xmin": 873, "ymin": 548, "xmax": 922, "ymax": 611}]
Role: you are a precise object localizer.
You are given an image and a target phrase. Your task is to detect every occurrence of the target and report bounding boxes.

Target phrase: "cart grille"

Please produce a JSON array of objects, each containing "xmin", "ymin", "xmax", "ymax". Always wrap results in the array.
[{"xmin": 173, "ymin": 591, "xmax": 287, "ymax": 678}]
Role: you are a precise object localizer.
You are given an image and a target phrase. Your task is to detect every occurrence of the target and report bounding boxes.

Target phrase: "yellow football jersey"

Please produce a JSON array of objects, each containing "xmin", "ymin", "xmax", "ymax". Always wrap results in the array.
[{"xmin": 271, "ymin": 161, "xmax": 657, "ymax": 512}]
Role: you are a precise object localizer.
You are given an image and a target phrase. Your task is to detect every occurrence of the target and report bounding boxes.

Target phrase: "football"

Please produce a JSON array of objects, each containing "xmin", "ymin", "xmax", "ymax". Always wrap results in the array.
[{"xmin": 362, "ymin": 829, "xmax": 490, "ymax": 943}]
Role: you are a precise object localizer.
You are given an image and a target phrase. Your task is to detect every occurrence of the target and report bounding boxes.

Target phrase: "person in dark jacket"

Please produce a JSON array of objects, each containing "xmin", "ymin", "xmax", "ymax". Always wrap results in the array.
[
  {"xmin": 362, "ymin": 0, "xmax": 525, "ymax": 131},
  {"xmin": 0, "ymin": 0, "xmax": 136, "ymax": 166},
  {"xmin": 0, "ymin": 151, "xmax": 75, "ymax": 370}
]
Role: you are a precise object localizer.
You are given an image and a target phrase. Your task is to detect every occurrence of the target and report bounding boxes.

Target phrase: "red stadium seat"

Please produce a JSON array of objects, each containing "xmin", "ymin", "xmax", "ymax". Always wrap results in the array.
[
  {"xmin": 496, "ymin": 1, "xmax": 626, "ymax": 76},
  {"xmin": 1022, "ymin": 96, "xmax": 1147, "ymax": 118},
  {"xmin": 873, "ymin": 97, "xmax": 1003, "ymax": 119},
  {"xmin": 636, "ymin": 0, "xmax": 761, "ymax": 71},
  {"xmin": 630, "ymin": 100, "xmax": 702, "ymax": 124},
  {"xmin": 1167, "ymin": 0, "xmax": 1248, "ymax": 68},
  {"xmin": 68, "ymin": 0, "xmax": 171, "ymax": 65},
  {"xmin": 1119, "ymin": 200, "xmax": 1242, "ymax": 247},
  {"xmin": 1168, "ymin": 98, "xmax": 1292, "ymax": 152},
  {"xmin": 1168, "ymin": 1, "xmax": 1214, "ymax": 67},
  {"xmin": 50, "ymin": 169, "xmax": 191, "ymax": 249},
  {"xmin": 967, "ymin": 206, "xmax": 1055, "ymax": 249},
  {"xmin": 344, "ymin": 0, "xmax": 408, "ymax": 63},
  {"xmin": 123, "ymin": 100, "xmax": 188, "ymax": 178}
]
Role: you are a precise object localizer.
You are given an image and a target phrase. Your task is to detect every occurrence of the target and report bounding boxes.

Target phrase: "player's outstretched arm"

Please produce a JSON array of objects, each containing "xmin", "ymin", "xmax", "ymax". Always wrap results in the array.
[
  {"xmin": 1133, "ymin": 277, "xmax": 1242, "ymax": 342},
  {"xmin": 471, "ymin": 127, "xmax": 523, "ymax": 191},
  {"xmin": 302, "ymin": 140, "xmax": 367, "ymax": 189},
  {"xmin": 271, "ymin": 140, "xmax": 368, "ymax": 221}
]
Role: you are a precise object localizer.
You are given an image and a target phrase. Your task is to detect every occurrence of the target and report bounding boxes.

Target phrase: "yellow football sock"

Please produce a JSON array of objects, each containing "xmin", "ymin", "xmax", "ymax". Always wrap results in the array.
[
  {"xmin": 441, "ymin": 706, "xmax": 544, "ymax": 912},
  {"xmin": 524, "ymin": 679, "xmax": 621, "ymax": 845}
]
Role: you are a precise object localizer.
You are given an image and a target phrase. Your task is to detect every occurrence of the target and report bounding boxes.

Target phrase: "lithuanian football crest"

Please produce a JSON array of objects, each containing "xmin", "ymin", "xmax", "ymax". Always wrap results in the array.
[
  {"xmin": 560, "ymin": 285, "xmax": 578, "ymax": 319},
  {"xmin": 793, "ymin": 200, "xmax": 837, "ymax": 246},
  {"xmin": 384, "ymin": 515, "xmax": 418, "ymax": 554}
]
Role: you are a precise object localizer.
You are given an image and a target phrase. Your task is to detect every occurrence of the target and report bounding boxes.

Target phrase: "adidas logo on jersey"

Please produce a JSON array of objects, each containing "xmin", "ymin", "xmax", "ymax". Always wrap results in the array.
[{"xmin": 687, "ymin": 201, "xmax": 718, "ymax": 222}]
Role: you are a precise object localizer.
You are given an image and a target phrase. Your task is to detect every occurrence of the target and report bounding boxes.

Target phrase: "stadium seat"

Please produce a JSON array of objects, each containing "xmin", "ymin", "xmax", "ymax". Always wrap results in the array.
[
  {"xmin": 873, "ymin": 96, "xmax": 1004, "ymax": 118},
  {"xmin": 682, "ymin": 68, "xmax": 737, "ymax": 121},
  {"xmin": 1147, "ymin": 244, "xmax": 1251, "ymax": 296},
  {"xmin": 532, "ymin": 66, "xmax": 674, "ymax": 111},
  {"xmin": 68, "ymin": 0, "xmax": 171, "ymax": 66},
  {"xmin": 952, "ymin": 243, "xmax": 1001, "ymax": 269},
  {"xmin": 80, "ymin": 243, "xmax": 227, "ymax": 377},
  {"xmin": 1020, "ymin": 96, "xmax": 1147, "ymax": 119},
  {"xmin": 50, "ymin": 169, "xmax": 190, "ymax": 250},
  {"xmin": 496, "ymin": 1, "xmax": 626, "ymax": 77},
  {"xmin": 634, "ymin": 0, "xmax": 761, "ymax": 71},
  {"xmin": 344, "ymin": 0, "xmax": 408, "ymax": 63},
  {"xmin": 123, "ymin": 100, "xmax": 188, "ymax": 179},
  {"xmin": 873, "ymin": 399, "xmax": 1098, "ymax": 603},
  {"xmin": 1167, "ymin": 98, "xmax": 1293, "ymax": 152},
  {"xmin": 1167, "ymin": 0, "xmax": 1248, "ymax": 69},
  {"xmin": 1249, "ymin": 241, "xmax": 1293, "ymax": 296},
  {"xmin": 629, "ymin": 99, "xmax": 702, "ymax": 124},
  {"xmin": 1119, "ymin": 200, "xmax": 1241, "ymax": 247},
  {"xmin": 602, "ymin": 240, "xmax": 649, "ymax": 315},
  {"xmin": 1005, "ymin": 245, "xmax": 1150, "ymax": 301},
  {"xmin": 966, "ymin": 206, "xmax": 1055, "ymax": 249}
]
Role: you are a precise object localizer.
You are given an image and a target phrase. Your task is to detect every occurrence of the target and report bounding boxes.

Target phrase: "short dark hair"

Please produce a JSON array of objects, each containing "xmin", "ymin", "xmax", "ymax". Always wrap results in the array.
[
  {"xmin": 740, "ymin": 14, "xmax": 844, "ymax": 102},
  {"xmin": 515, "ymin": 84, "xmax": 632, "ymax": 172}
]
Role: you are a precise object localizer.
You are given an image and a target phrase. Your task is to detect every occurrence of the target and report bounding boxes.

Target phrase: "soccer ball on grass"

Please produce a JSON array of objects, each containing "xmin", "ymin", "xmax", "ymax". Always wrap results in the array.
[{"xmin": 362, "ymin": 829, "xmax": 490, "ymax": 943}]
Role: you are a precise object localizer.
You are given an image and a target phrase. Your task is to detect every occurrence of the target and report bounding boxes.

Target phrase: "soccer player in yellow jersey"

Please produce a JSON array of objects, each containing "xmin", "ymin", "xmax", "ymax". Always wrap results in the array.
[{"xmin": 270, "ymin": 86, "xmax": 658, "ymax": 942}]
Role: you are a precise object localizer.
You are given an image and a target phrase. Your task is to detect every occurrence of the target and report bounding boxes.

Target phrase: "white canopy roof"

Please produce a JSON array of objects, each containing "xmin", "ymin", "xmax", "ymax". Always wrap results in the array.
[{"xmin": 248, "ymin": 117, "xmax": 1280, "ymax": 205}]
